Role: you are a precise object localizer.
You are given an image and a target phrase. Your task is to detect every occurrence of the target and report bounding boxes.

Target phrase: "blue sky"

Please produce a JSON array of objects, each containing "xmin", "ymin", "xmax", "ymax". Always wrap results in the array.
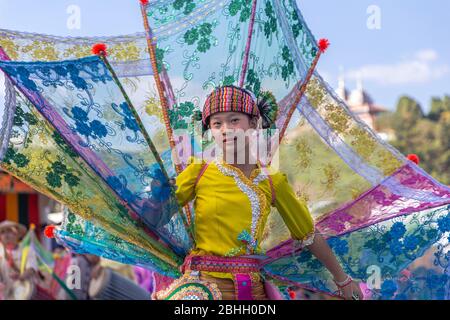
[{"xmin": 0, "ymin": 0, "xmax": 449, "ymax": 112}]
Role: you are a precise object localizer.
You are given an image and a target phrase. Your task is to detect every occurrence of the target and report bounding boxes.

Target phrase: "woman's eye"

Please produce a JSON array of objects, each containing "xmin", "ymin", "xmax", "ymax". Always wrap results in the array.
[{"xmin": 231, "ymin": 119, "xmax": 239, "ymax": 123}]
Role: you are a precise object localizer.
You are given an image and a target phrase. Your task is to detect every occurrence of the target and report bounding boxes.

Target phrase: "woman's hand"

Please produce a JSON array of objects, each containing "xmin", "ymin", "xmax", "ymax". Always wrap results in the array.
[
  {"xmin": 339, "ymin": 280, "xmax": 363, "ymax": 300},
  {"xmin": 142, "ymin": 176, "xmax": 178, "ymax": 229}
]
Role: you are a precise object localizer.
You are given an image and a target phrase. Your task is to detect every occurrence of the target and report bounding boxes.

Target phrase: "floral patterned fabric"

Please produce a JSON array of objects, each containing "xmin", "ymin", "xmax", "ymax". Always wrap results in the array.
[
  {"xmin": 142, "ymin": 0, "xmax": 319, "ymax": 167},
  {"xmin": 263, "ymin": 204, "xmax": 450, "ymax": 300},
  {"xmin": 0, "ymin": 0, "xmax": 449, "ymax": 299},
  {"xmin": 0, "ymin": 81, "xmax": 181, "ymax": 275},
  {"xmin": 56, "ymin": 210, "xmax": 181, "ymax": 278},
  {"xmin": 0, "ymin": 52, "xmax": 192, "ymax": 258}
]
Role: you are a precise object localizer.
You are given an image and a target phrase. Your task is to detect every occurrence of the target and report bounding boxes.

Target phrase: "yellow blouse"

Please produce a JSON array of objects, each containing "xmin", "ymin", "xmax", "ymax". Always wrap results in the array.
[{"xmin": 175, "ymin": 157, "xmax": 315, "ymax": 280}]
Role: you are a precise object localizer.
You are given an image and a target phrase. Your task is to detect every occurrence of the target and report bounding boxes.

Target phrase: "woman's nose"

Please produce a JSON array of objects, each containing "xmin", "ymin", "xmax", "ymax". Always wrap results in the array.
[{"xmin": 220, "ymin": 123, "xmax": 229, "ymax": 134}]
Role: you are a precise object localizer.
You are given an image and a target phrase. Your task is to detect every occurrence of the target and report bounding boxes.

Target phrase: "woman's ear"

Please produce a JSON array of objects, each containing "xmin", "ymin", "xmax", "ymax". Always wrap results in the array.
[{"xmin": 250, "ymin": 116, "xmax": 259, "ymax": 129}]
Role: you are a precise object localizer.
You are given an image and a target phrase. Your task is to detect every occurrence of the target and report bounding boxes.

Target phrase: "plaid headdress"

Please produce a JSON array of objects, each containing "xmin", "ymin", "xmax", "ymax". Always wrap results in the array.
[{"xmin": 201, "ymin": 85, "xmax": 278, "ymax": 129}]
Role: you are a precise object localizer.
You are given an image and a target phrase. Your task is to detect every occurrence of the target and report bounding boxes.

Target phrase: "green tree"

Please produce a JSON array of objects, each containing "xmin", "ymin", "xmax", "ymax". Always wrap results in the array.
[
  {"xmin": 374, "ymin": 111, "xmax": 395, "ymax": 132},
  {"xmin": 395, "ymin": 96, "xmax": 424, "ymax": 120},
  {"xmin": 429, "ymin": 97, "xmax": 443, "ymax": 121},
  {"xmin": 391, "ymin": 96, "xmax": 424, "ymax": 152},
  {"xmin": 428, "ymin": 95, "xmax": 450, "ymax": 121},
  {"xmin": 432, "ymin": 111, "xmax": 450, "ymax": 184},
  {"xmin": 390, "ymin": 95, "xmax": 449, "ymax": 185}
]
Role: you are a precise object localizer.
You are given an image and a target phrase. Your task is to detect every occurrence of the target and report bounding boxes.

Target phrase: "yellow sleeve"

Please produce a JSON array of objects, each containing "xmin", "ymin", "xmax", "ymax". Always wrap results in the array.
[
  {"xmin": 175, "ymin": 156, "xmax": 205, "ymax": 207},
  {"xmin": 273, "ymin": 172, "xmax": 315, "ymax": 243}
]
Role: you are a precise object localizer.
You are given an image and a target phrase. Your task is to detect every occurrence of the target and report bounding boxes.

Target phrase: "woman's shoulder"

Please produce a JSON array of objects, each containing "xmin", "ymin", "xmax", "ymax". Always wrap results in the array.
[
  {"xmin": 180, "ymin": 156, "xmax": 208, "ymax": 170},
  {"xmin": 186, "ymin": 156, "xmax": 207, "ymax": 166},
  {"xmin": 261, "ymin": 164, "xmax": 286, "ymax": 179},
  {"xmin": 177, "ymin": 156, "xmax": 209, "ymax": 181},
  {"xmin": 262, "ymin": 166, "xmax": 289, "ymax": 189}
]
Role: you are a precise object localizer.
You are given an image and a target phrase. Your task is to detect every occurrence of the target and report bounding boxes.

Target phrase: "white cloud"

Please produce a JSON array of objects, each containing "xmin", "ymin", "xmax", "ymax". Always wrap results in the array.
[
  {"xmin": 345, "ymin": 49, "xmax": 450, "ymax": 85},
  {"xmin": 414, "ymin": 49, "xmax": 438, "ymax": 62}
]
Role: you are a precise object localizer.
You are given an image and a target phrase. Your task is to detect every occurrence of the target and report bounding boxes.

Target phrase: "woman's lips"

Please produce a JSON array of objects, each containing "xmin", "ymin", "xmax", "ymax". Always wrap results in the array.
[{"xmin": 223, "ymin": 137, "xmax": 238, "ymax": 144}]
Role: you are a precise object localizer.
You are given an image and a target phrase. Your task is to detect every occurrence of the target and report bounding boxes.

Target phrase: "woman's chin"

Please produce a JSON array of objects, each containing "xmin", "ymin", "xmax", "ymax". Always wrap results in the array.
[{"xmin": 222, "ymin": 148, "xmax": 247, "ymax": 161}]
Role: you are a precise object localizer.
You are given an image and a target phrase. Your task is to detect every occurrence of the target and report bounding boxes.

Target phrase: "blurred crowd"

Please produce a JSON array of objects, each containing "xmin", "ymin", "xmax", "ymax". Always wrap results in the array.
[{"xmin": 0, "ymin": 220, "xmax": 154, "ymax": 300}]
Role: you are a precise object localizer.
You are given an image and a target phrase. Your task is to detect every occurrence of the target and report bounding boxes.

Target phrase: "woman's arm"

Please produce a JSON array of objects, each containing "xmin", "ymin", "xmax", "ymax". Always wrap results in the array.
[
  {"xmin": 306, "ymin": 233, "xmax": 347, "ymax": 281},
  {"xmin": 306, "ymin": 233, "xmax": 363, "ymax": 300},
  {"xmin": 272, "ymin": 173, "xmax": 363, "ymax": 299}
]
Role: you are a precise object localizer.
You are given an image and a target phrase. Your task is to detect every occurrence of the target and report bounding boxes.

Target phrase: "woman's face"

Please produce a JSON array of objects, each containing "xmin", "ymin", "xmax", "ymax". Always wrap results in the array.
[
  {"xmin": 0, "ymin": 228, "xmax": 20, "ymax": 247},
  {"xmin": 209, "ymin": 112, "xmax": 257, "ymax": 160}
]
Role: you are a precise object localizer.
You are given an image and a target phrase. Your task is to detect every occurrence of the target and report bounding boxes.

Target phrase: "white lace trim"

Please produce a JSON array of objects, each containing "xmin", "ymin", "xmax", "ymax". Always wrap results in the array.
[
  {"xmin": 294, "ymin": 231, "xmax": 316, "ymax": 248},
  {"xmin": 252, "ymin": 171, "xmax": 269, "ymax": 185},
  {"xmin": 214, "ymin": 161, "xmax": 261, "ymax": 253}
]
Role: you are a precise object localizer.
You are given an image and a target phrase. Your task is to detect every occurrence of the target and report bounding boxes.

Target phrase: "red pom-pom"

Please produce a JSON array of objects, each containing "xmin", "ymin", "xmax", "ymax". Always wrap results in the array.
[
  {"xmin": 140, "ymin": 0, "xmax": 149, "ymax": 5},
  {"xmin": 318, "ymin": 38, "xmax": 330, "ymax": 53},
  {"xmin": 44, "ymin": 225, "xmax": 56, "ymax": 239},
  {"xmin": 288, "ymin": 289, "xmax": 296, "ymax": 299},
  {"xmin": 407, "ymin": 154, "xmax": 420, "ymax": 165},
  {"xmin": 92, "ymin": 43, "xmax": 107, "ymax": 56}
]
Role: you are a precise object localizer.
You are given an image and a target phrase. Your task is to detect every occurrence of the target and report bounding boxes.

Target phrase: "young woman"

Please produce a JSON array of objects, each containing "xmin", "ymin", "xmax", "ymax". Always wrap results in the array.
[{"xmin": 152, "ymin": 85, "xmax": 363, "ymax": 300}]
